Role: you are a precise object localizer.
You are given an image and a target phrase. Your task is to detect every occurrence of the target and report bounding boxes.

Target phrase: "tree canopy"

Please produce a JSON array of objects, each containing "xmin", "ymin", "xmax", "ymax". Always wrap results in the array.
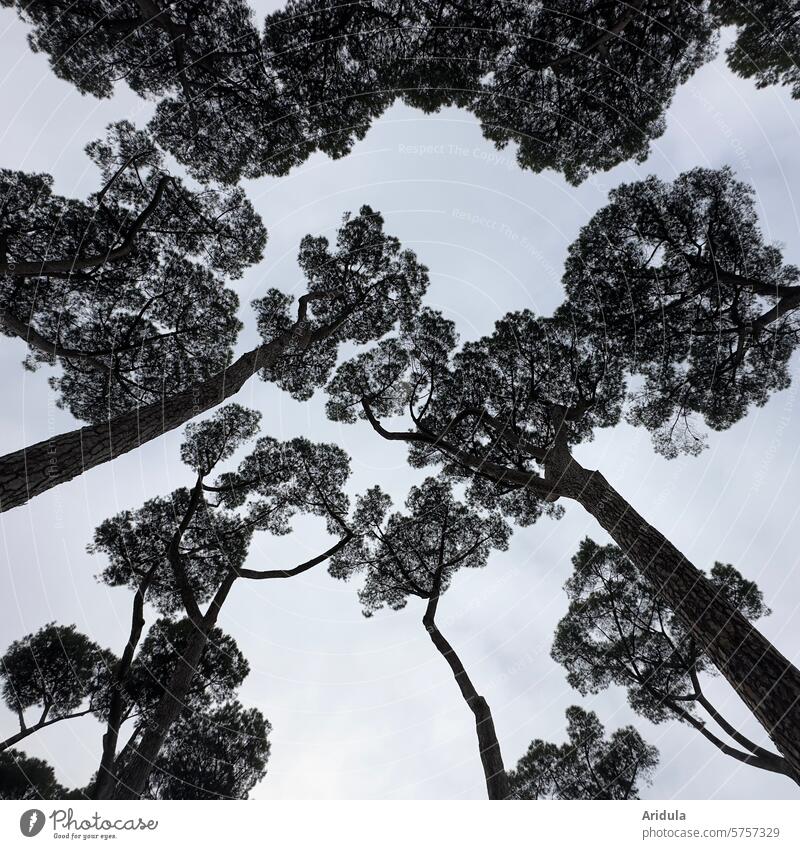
[
  {"xmin": 508, "ymin": 706, "xmax": 659, "ymax": 800},
  {"xmin": 551, "ymin": 538, "xmax": 793, "ymax": 779},
  {"xmin": 712, "ymin": 1, "xmax": 800, "ymax": 99},
  {"xmin": 0, "ymin": 748, "xmax": 67, "ymax": 800},
  {"xmin": 330, "ymin": 476, "xmax": 509, "ymax": 616},
  {"xmin": 144, "ymin": 700, "xmax": 270, "ymax": 800},
  {"xmin": 1, "ymin": 623, "xmax": 113, "ymax": 726},
  {"xmin": 4, "ymin": 1, "xmax": 718, "ymax": 184},
  {"xmin": 322, "ymin": 172, "xmax": 800, "ymax": 775},
  {"xmin": 86, "ymin": 403, "xmax": 355, "ymax": 798},
  {"xmin": 563, "ymin": 167, "xmax": 799, "ymax": 457},
  {"xmin": 0, "ymin": 120, "xmax": 264, "ymax": 422}
]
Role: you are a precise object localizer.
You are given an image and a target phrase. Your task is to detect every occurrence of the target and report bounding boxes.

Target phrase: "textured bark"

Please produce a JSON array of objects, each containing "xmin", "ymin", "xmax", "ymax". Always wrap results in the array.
[
  {"xmin": 422, "ymin": 599, "xmax": 508, "ymax": 800},
  {"xmin": 0, "ymin": 301, "xmax": 339, "ymax": 512},
  {"xmin": 546, "ymin": 444, "xmax": 800, "ymax": 777}
]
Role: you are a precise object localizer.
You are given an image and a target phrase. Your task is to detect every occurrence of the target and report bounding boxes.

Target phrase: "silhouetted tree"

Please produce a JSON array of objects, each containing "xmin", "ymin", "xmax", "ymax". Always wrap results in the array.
[
  {"xmin": 0, "ymin": 1, "xmax": 263, "ymax": 99},
  {"xmin": 330, "ymin": 476, "xmax": 511, "ymax": 799},
  {"xmin": 0, "ymin": 206, "xmax": 427, "ymax": 512},
  {"xmin": 0, "ymin": 613, "xmax": 258, "ymax": 797},
  {"xmin": 144, "ymin": 700, "xmax": 270, "ymax": 799},
  {"xmin": 1, "ymin": 624, "xmax": 115, "ymax": 752},
  {"xmin": 324, "ymin": 294, "xmax": 800, "ymax": 774},
  {"xmin": 552, "ymin": 538, "xmax": 796, "ymax": 781},
  {"xmin": 88, "ymin": 403, "xmax": 354, "ymax": 798},
  {"xmin": 508, "ymin": 706, "xmax": 658, "ymax": 799},
  {"xmin": 562, "ymin": 167, "xmax": 799, "ymax": 457},
  {"xmin": 0, "ymin": 120, "xmax": 263, "ymax": 422},
  {"xmin": 0, "ymin": 748, "xmax": 67, "ymax": 800},
  {"xmin": 712, "ymin": 2, "xmax": 800, "ymax": 99},
  {"xmin": 4, "ymin": 2, "xmax": 717, "ymax": 184}
]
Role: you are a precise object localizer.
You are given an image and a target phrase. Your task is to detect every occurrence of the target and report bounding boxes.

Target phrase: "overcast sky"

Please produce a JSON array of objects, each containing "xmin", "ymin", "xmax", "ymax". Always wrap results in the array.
[{"xmin": 2, "ymin": 4, "xmax": 800, "ymax": 800}]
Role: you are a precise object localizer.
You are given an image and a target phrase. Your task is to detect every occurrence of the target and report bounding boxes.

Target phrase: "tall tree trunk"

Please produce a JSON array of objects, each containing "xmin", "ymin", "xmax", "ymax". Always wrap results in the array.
[
  {"xmin": 95, "ymin": 565, "xmax": 158, "ymax": 800},
  {"xmin": 0, "ymin": 298, "xmax": 340, "ymax": 513},
  {"xmin": 422, "ymin": 599, "xmax": 508, "ymax": 800},
  {"xmin": 547, "ymin": 444, "xmax": 800, "ymax": 779},
  {"xmin": 110, "ymin": 577, "xmax": 234, "ymax": 799}
]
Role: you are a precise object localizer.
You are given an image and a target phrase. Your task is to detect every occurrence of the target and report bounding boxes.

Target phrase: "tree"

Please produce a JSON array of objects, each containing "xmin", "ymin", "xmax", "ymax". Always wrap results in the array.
[
  {"xmin": 1, "ymin": 120, "xmax": 264, "ymax": 422},
  {"xmin": 144, "ymin": 701, "xmax": 271, "ymax": 800},
  {"xmin": 1, "ymin": 623, "xmax": 115, "ymax": 752},
  {"xmin": 4, "ymin": 2, "xmax": 718, "ymax": 184},
  {"xmin": 329, "ymin": 476, "xmax": 512, "ymax": 799},
  {"xmin": 324, "ymin": 293, "xmax": 800, "ymax": 775},
  {"xmin": 0, "ymin": 748, "xmax": 67, "ymax": 800},
  {"xmin": 552, "ymin": 538, "xmax": 796, "ymax": 781},
  {"xmin": 0, "ymin": 205, "xmax": 427, "ymax": 512},
  {"xmin": 562, "ymin": 167, "xmax": 800, "ymax": 457},
  {"xmin": 712, "ymin": 2, "xmax": 800, "ymax": 99},
  {"xmin": 0, "ymin": 1, "xmax": 264, "ymax": 100},
  {"xmin": 88, "ymin": 403, "xmax": 355, "ymax": 798},
  {"xmin": 507, "ymin": 706, "xmax": 658, "ymax": 799},
  {"xmin": 0, "ymin": 613, "xmax": 256, "ymax": 797}
]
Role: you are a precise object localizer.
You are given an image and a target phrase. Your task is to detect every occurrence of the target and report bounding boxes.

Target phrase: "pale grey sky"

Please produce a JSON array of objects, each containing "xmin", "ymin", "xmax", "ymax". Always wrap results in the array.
[{"xmin": 1, "ymin": 5, "xmax": 800, "ymax": 800}]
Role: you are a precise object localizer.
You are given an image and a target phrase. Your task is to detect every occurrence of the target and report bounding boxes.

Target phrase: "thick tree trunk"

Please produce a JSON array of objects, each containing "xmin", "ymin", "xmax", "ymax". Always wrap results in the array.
[
  {"xmin": 548, "ymin": 446, "xmax": 800, "ymax": 778},
  {"xmin": 0, "ymin": 303, "xmax": 337, "ymax": 512},
  {"xmin": 422, "ymin": 605, "xmax": 508, "ymax": 800}
]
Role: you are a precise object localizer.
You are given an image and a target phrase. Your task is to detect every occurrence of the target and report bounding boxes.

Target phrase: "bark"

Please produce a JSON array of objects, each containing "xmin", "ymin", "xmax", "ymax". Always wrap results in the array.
[
  {"xmin": 110, "ymin": 574, "xmax": 235, "ymax": 799},
  {"xmin": 544, "ymin": 441, "xmax": 800, "ymax": 779},
  {"xmin": 363, "ymin": 407, "xmax": 800, "ymax": 779},
  {"xmin": 94, "ymin": 564, "xmax": 159, "ymax": 800},
  {"xmin": 0, "ymin": 293, "xmax": 342, "ymax": 512},
  {"xmin": 422, "ymin": 590, "xmax": 508, "ymax": 800}
]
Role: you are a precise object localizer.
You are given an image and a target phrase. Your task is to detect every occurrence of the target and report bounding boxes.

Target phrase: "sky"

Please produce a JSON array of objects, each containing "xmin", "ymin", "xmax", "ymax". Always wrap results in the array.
[{"xmin": 1, "ymin": 4, "xmax": 800, "ymax": 800}]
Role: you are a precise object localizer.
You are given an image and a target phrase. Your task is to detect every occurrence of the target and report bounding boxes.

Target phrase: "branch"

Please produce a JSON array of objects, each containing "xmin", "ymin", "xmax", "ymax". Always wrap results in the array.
[
  {"xmin": 2, "ymin": 176, "xmax": 172, "ymax": 277},
  {"xmin": 0, "ymin": 706, "xmax": 95, "ymax": 753},
  {"xmin": 667, "ymin": 698, "xmax": 792, "ymax": 777},
  {"xmin": 361, "ymin": 400, "xmax": 557, "ymax": 501},
  {"xmin": 688, "ymin": 664, "xmax": 785, "ymax": 766},
  {"xmin": 235, "ymin": 532, "xmax": 353, "ymax": 580}
]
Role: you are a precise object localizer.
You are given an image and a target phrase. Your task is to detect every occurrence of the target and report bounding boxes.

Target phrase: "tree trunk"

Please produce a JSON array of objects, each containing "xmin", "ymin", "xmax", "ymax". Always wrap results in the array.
[
  {"xmin": 0, "ymin": 306, "xmax": 337, "ymax": 512},
  {"xmin": 549, "ymin": 446, "xmax": 800, "ymax": 778},
  {"xmin": 110, "ymin": 578, "xmax": 233, "ymax": 799},
  {"xmin": 422, "ymin": 606, "xmax": 509, "ymax": 800}
]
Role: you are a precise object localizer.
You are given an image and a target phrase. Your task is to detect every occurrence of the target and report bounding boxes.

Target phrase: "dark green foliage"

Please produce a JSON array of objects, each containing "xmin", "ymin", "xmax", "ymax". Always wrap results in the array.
[
  {"xmin": 0, "ymin": 1, "xmax": 263, "ymax": 99},
  {"xmin": 508, "ymin": 706, "xmax": 658, "ymax": 799},
  {"xmin": 1, "ymin": 623, "xmax": 114, "ymax": 720},
  {"xmin": 329, "ymin": 476, "xmax": 509, "ymax": 616},
  {"xmin": 713, "ymin": 1, "xmax": 800, "ymax": 99},
  {"xmin": 551, "ymin": 538, "xmax": 770, "ymax": 724},
  {"xmin": 0, "ymin": 748, "xmax": 67, "ymax": 800},
  {"xmin": 90, "ymin": 488, "xmax": 254, "ymax": 615},
  {"xmin": 326, "ymin": 303, "xmax": 624, "ymax": 525},
  {"xmin": 0, "ymin": 121, "xmax": 264, "ymax": 422},
  {"xmin": 4, "ymin": 2, "xmax": 717, "ymax": 184},
  {"xmin": 180, "ymin": 404, "xmax": 262, "ymax": 477},
  {"xmin": 145, "ymin": 701, "xmax": 271, "ymax": 799},
  {"xmin": 215, "ymin": 434, "xmax": 351, "ymax": 538},
  {"xmin": 254, "ymin": 206, "xmax": 429, "ymax": 402},
  {"xmin": 126, "ymin": 618, "xmax": 250, "ymax": 721},
  {"xmin": 563, "ymin": 167, "xmax": 799, "ymax": 456},
  {"xmin": 471, "ymin": 1, "xmax": 716, "ymax": 183}
]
